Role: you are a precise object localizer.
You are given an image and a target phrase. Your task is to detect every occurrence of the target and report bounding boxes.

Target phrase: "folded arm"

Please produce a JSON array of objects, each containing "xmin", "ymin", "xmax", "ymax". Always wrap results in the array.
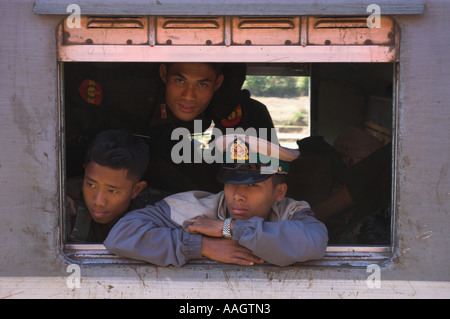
[
  {"xmin": 232, "ymin": 210, "xmax": 328, "ymax": 266},
  {"xmin": 104, "ymin": 201, "xmax": 264, "ymax": 266},
  {"xmin": 188, "ymin": 210, "xmax": 328, "ymax": 266},
  {"xmin": 104, "ymin": 201, "xmax": 202, "ymax": 267}
]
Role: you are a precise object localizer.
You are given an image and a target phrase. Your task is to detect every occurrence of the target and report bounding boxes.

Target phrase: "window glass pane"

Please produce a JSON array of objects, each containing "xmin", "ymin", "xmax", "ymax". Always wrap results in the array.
[{"xmin": 243, "ymin": 75, "xmax": 310, "ymax": 149}]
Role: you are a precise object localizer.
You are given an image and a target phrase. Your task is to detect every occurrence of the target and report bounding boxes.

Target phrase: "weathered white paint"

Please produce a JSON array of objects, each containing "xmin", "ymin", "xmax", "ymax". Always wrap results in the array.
[
  {"xmin": 1, "ymin": 276, "xmax": 448, "ymax": 299},
  {"xmin": 0, "ymin": 0, "xmax": 449, "ymax": 298}
]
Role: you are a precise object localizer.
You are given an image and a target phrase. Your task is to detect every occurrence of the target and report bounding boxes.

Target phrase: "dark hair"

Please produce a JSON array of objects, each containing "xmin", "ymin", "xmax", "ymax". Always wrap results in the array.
[
  {"xmin": 271, "ymin": 173, "xmax": 287, "ymax": 188},
  {"xmin": 164, "ymin": 62, "xmax": 224, "ymax": 77},
  {"xmin": 84, "ymin": 130, "xmax": 149, "ymax": 181},
  {"xmin": 221, "ymin": 63, "xmax": 247, "ymax": 88}
]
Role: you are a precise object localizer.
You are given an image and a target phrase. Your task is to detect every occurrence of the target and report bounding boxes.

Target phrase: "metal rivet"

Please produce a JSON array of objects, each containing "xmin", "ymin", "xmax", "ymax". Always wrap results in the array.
[
  {"xmin": 166, "ymin": 39, "xmax": 172, "ymax": 45},
  {"xmin": 324, "ymin": 40, "xmax": 331, "ymax": 45},
  {"xmin": 245, "ymin": 40, "xmax": 252, "ymax": 45}
]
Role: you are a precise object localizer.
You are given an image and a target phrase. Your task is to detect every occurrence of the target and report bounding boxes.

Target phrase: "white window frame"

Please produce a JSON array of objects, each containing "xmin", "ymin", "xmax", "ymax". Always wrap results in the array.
[{"xmin": 56, "ymin": 12, "xmax": 402, "ymax": 267}]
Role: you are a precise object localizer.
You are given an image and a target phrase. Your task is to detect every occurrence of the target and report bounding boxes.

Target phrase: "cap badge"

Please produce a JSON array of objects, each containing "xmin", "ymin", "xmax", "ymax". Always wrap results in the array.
[{"xmin": 230, "ymin": 138, "xmax": 249, "ymax": 161}]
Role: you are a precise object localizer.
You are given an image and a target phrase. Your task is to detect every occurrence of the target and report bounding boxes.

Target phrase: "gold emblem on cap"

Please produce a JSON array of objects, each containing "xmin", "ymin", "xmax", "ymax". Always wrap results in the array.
[{"xmin": 230, "ymin": 139, "xmax": 249, "ymax": 161}]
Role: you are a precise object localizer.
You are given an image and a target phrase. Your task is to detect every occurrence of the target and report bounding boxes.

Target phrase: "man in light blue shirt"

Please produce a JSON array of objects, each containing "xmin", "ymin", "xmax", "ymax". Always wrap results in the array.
[{"xmin": 104, "ymin": 134, "xmax": 328, "ymax": 266}]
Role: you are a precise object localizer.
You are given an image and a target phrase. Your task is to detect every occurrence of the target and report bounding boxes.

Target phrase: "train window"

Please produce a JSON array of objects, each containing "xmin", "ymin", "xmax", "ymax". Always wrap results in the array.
[
  {"xmin": 193, "ymin": 63, "xmax": 310, "ymax": 149},
  {"xmin": 59, "ymin": 15, "xmax": 397, "ymax": 266}
]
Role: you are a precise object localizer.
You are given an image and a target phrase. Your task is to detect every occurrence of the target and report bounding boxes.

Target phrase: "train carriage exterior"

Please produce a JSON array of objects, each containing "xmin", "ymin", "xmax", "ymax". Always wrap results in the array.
[{"xmin": 0, "ymin": 0, "xmax": 449, "ymax": 299}]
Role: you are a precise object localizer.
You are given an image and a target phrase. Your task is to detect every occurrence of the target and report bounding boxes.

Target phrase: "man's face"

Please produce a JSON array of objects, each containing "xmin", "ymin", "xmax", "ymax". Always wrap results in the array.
[
  {"xmin": 160, "ymin": 63, "xmax": 223, "ymax": 122},
  {"xmin": 82, "ymin": 162, "xmax": 146, "ymax": 224},
  {"xmin": 224, "ymin": 177, "xmax": 287, "ymax": 220}
]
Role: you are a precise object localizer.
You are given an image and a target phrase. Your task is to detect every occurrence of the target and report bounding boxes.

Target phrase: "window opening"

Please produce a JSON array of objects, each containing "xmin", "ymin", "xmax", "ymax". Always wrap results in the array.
[
  {"xmin": 242, "ymin": 75, "xmax": 310, "ymax": 149},
  {"xmin": 59, "ymin": 14, "xmax": 398, "ymax": 264},
  {"xmin": 62, "ymin": 62, "xmax": 393, "ymax": 254},
  {"xmin": 194, "ymin": 64, "xmax": 311, "ymax": 150}
]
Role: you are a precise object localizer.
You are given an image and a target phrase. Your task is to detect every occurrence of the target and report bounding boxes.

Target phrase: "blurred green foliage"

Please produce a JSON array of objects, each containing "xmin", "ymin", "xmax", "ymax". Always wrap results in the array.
[{"xmin": 243, "ymin": 76, "xmax": 309, "ymax": 97}]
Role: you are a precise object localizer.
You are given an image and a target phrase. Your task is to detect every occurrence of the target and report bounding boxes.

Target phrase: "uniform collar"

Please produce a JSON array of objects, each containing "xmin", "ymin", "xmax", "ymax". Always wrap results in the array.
[
  {"xmin": 149, "ymin": 94, "xmax": 179, "ymax": 127},
  {"xmin": 149, "ymin": 95, "xmax": 212, "ymax": 130}
]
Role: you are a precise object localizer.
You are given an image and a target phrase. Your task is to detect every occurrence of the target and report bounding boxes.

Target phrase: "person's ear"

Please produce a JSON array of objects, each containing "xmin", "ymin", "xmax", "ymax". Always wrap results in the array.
[
  {"xmin": 274, "ymin": 183, "xmax": 287, "ymax": 203},
  {"xmin": 131, "ymin": 181, "xmax": 147, "ymax": 199},
  {"xmin": 214, "ymin": 74, "xmax": 224, "ymax": 91},
  {"xmin": 159, "ymin": 64, "xmax": 168, "ymax": 84}
]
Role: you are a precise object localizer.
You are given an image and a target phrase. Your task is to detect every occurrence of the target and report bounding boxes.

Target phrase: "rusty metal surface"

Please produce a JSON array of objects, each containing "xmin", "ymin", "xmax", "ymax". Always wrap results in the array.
[
  {"xmin": 231, "ymin": 16, "xmax": 301, "ymax": 45},
  {"xmin": 63, "ymin": 16, "xmax": 149, "ymax": 45},
  {"xmin": 58, "ymin": 15, "xmax": 399, "ymax": 62},
  {"xmin": 156, "ymin": 16, "xmax": 225, "ymax": 45},
  {"xmin": 307, "ymin": 16, "xmax": 395, "ymax": 45}
]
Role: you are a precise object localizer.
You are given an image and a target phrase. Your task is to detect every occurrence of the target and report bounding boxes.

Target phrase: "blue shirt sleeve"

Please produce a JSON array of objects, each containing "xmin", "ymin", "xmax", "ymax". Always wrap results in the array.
[
  {"xmin": 104, "ymin": 200, "xmax": 202, "ymax": 267},
  {"xmin": 232, "ymin": 209, "xmax": 328, "ymax": 266}
]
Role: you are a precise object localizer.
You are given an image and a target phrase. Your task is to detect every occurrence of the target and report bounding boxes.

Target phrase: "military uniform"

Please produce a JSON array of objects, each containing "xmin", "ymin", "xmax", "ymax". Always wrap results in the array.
[
  {"xmin": 210, "ymin": 89, "xmax": 274, "ymax": 137},
  {"xmin": 65, "ymin": 62, "xmax": 219, "ymax": 193},
  {"xmin": 64, "ymin": 62, "xmax": 161, "ymax": 178},
  {"xmin": 64, "ymin": 62, "xmax": 276, "ymax": 194},
  {"xmin": 209, "ymin": 62, "xmax": 275, "ymax": 140}
]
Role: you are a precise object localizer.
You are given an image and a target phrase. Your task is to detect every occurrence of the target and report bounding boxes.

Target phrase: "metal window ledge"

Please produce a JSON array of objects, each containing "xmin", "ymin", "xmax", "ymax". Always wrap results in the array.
[
  {"xmin": 63, "ymin": 244, "xmax": 392, "ymax": 267},
  {"xmin": 35, "ymin": 0, "xmax": 424, "ymax": 16}
]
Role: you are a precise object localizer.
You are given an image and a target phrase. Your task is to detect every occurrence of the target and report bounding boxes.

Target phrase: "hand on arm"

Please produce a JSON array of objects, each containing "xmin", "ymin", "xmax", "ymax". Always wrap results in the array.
[
  {"xmin": 188, "ymin": 215, "xmax": 233, "ymax": 237},
  {"xmin": 201, "ymin": 236, "xmax": 264, "ymax": 266},
  {"xmin": 188, "ymin": 215, "xmax": 263, "ymax": 266},
  {"xmin": 234, "ymin": 214, "xmax": 328, "ymax": 266}
]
